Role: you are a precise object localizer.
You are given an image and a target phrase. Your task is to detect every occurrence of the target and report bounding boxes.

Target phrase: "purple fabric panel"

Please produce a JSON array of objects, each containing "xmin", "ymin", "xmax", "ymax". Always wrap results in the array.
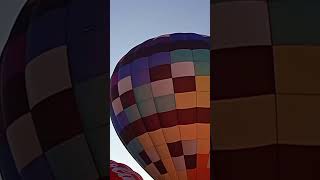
[
  {"xmin": 118, "ymin": 64, "xmax": 131, "ymax": 79},
  {"xmin": 111, "ymin": 72, "xmax": 118, "ymax": 86},
  {"xmin": 149, "ymin": 52, "xmax": 171, "ymax": 68},
  {"xmin": 131, "ymin": 57, "xmax": 149, "ymax": 70},
  {"xmin": 117, "ymin": 111, "xmax": 129, "ymax": 131},
  {"xmin": 131, "ymin": 69, "xmax": 150, "ymax": 88}
]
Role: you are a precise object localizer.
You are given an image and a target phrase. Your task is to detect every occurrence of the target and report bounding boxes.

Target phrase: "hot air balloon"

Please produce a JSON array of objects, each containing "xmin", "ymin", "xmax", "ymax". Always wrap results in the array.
[
  {"xmin": 110, "ymin": 160, "xmax": 143, "ymax": 180},
  {"xmin": 111, "ymin": 33, "xmax": 210, "ymax": 180},
  {"xmin": 0, "ymin": 0, "xmax": 108, "ymax": 179},
  {"xmin": 212, "ymin": 0, "xmax": 320, "ymax": 179}
]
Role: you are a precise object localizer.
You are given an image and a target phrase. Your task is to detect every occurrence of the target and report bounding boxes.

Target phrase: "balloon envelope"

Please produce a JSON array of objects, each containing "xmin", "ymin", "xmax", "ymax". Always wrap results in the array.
[
  {"xmin": 110, "ymin": 160, "xmax": 143, "ymax": 180},
  {"xmin": 211, "ymin": 0, "xmax": 320, "ymax": 179},
  {"xmin": 111, "ymin": 33, "xmax": 210, "ymax": 180},
  {"xmin": 0, "ymin": 0, "xmax": 108, "ymax": 179}
]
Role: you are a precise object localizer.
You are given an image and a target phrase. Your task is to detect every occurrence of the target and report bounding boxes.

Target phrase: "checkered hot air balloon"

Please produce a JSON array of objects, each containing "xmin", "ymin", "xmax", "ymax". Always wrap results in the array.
[
  {"xmin": 110, "ymin": 160, "xmax": 143, "ymax": 180},
  {"xmin": 111, "ymin": 33, "xmax": 211, "ymax": 180},
  {"xmin": 211, "ymin": 0, "xmax": 320, "ymax": 179},
  {"xmin": 0, "ymin": 0, "xmax": 108, "ymax": 179}
]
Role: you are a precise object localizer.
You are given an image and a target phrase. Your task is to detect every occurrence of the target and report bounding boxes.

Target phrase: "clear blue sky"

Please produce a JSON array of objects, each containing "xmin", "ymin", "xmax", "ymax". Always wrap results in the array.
[
  {"xmin": 1, "ymin": 0, "xmax": 209, "ymax": 180},
  {"xmin": 110, "ymin": 0, "xmax": 210, "ymax": 179}
]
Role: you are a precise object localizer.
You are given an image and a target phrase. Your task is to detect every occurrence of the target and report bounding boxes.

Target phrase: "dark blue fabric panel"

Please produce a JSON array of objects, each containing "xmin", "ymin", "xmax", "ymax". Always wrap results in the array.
[
  {"xmin": 26, "ymin": 8, "xmax": 67, "ymax": 62},
  {"xmin": 20, "ymin": 156, "xmax": 54, "ymax": 180},
  {"xmin": 0, "ymin": 136, "xmax": 21, "ymax": 180},
  {"xmin": 67, "ymin": 0, "xmax": 108, "ymax": 83}
]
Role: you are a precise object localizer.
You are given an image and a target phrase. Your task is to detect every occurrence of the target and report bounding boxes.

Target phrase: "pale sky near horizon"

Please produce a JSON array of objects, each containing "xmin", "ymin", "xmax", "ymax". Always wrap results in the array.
[
  {"xmin": 0, "ymin": 1, "xmax": 209, "ymax": 179},
  {"xmin": 110, "ymin": 1, "xmax": 210, "ymax": 179}
]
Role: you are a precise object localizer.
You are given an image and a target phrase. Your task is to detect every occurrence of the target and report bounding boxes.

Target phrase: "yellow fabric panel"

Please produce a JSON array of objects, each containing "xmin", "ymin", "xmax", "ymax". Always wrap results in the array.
[
  {"xmin": 162, "ymin": 126, "xmax": 181, "ymax": 143},
  {"xmin": 155, "ymin": 144, "xmax": 171, "ymax": 159},
  {"xmin": 145, "ymin": 163, "xmax": 160, "ymax": 178},
  {"xmin": 175, "ymin": 92, "xmax": 197, "ymax": 109},
  {"xmin": 196, "ymin": 92, "xmax": 210, "ymax": 108},
  {"xmin": 177, "ymin": 170, "xmax": 188, "ymax": 180},
  {"xmin": 145, "ymin": 146, "xmax": 160, "ymax": 162},
  {"xmin": 197, "ymin": 139, "xmax": 210, "ymax": 154},
  {"xmin": 195, "ymin": 76, "xmax": 210, "ymax": 92},
  {"xmin": 197, "ymin": 123, "xmax": 210, "ymax": 139},
  {"xmin": 149, "ymin": 129, "xmax": 166, "ymax": 146},
  {"xmin": 137, "ymin": 133, "xmax": 154, "ymax": 149},
  {"xmin": 179, "ymin": 124, "xmax": 197, "ymax": 140},
  {"xmin": 163, "ymin": 158, "xmax": 176, "ymax": 174}
]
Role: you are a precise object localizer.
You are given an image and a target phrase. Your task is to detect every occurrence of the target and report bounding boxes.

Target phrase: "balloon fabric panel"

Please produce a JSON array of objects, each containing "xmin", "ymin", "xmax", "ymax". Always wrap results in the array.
[
  {"xmin": 0, "ymin": 0, "xmax": 109, "ymax": 179},
  {"xmin": 111, "ymin": 33, "xmax": 210, "ymax": 180}
]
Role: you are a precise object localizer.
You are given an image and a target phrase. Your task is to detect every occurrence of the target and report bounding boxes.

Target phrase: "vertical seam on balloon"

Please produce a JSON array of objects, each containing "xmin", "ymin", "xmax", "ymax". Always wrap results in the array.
[
  {"xmin": 64, "ymin": 2, "xmax": 101, "ymax": 177},
  {"xmin": 147, "ymin": 55, "xmax": 176, "ymax": 179},
  {"xmin": 114, "ymin": 73, "xmax": 146, "ymax": 171},
  {"xmin": 113, "ymin": 107, "xmax": 144, "ymax": 168},
  {"xmin": 191, "ymin": 48, "xmax": 199, "ymax": 180},
  {"xmin": 129, "ymin": 58, "xmax": 161, "ymax": 179},
  {"xmin": 266, "ymin": 1, "xmax": 279, "ymax": 180},
  {"xmin": 148, "ymin": 56, "xmax": 181, "ymax": 179},
  {"xmin": 111, "ymin": 106, "xmax": 144, "ymax": 171},
  {"xmin": 26, "ymin": 3, "xmax": 59, "ymax": 179},
  {"xmin": 22, "ymin": 2, "xmax": 62, "ymax": 179},
  {"xmin": 114, "ymin": 73, "xmax": 135, "ymax": 165},
  {"xmin": 116, "ymin": 79, "xmax": 142, "ymax": 167},
  {"xmin": 169, "ymin": 52, "xmax": 183, "ymax": 180},
  {"xmin": 147, "ymin": 60, "xmax": 165, "ymax": 179}
]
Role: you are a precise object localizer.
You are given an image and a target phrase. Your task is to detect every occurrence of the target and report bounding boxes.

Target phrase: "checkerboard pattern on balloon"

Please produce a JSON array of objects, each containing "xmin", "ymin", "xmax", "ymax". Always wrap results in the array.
[
  {"xmin": 211, "ymin": 0, "xmax": 320, "ymax": 179},
  {"xmin": 0, "ymin": 1, "xmax": 108, "ymax": 180},
  {"xmin": 111, "ymin": 33, "xmax": 210, "ymax": 180}
]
